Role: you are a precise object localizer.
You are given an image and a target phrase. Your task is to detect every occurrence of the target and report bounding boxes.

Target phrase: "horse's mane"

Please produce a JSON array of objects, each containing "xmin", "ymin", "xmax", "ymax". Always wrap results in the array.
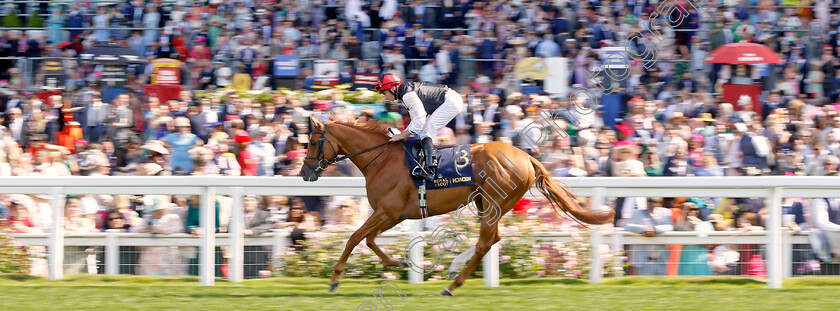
[{"xmin": 327, "ymin": 112, "xmax": 392, "ymax": 137}]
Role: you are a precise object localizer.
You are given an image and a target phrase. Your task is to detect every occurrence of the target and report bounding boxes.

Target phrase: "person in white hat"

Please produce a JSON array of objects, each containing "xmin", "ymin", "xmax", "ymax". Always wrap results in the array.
[
  {"xmin": 140, "ymin": 140, "xmax": 170, "ymax": 175},
  {"xmin": 132, "ymin": 198, "xmax": 184, "ymax": 276}
]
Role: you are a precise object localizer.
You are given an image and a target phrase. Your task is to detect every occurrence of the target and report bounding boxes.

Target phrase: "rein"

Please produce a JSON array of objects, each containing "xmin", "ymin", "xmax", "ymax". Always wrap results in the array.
[{"xmin": 304, "ymin": 125, "xmax": 393, "ymax": 175}]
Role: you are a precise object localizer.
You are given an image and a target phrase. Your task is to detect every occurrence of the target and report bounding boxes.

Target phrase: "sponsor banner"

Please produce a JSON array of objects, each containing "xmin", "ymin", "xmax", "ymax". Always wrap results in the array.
[
  {"xmin": 314, "ymin": 59, "xmax": 339, "ymax": 86},
  {"xmin": 43, "ymin": 57, "xmax": 65, "ymax": 89},
  {"xmin": 353, "ymin": 74, "xmax": 378, "ymax": 89},
  {"xmin": 102, "ymin": 64, "xmax": 127, "ymax": 87},
  {"xmin": 273, "ymin": 54, "xmax": 300, "ymax": 76},
  {"xmin": 543, "ymin": 57, "xmax": 568, "ymax": 98},
  {"xmin": 151, "ymin": 58, "xmax": 182, "ymax": 85}
]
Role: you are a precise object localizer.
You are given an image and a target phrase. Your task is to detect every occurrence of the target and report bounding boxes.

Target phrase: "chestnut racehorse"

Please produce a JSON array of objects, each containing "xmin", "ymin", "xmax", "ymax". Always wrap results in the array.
[{"xmin": 300, "ymin": 115, "xmax": 614, "ymax": 295}]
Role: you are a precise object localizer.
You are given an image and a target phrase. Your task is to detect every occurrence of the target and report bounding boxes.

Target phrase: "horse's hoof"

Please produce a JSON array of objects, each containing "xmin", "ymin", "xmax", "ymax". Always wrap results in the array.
[
  {"xmin": 330, "ymin": 282, "xmax": 339, "ymax": 292},
  {"xmin": 440, "ymin": 288, "xmax": 454, "ymax": 296},
  {"xmin": 447, "ymin": 272, "xmax": 458, "ymax": 280},
  {"xmin": 397, "ymin": 258, "xmax": 408, "ymax": 268}
]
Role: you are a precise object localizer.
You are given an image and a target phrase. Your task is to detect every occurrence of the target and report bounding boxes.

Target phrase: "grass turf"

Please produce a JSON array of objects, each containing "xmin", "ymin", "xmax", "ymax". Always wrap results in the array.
[{"xmin": 1, "ymin": 275, "xmax": 839, "ymax": 310}]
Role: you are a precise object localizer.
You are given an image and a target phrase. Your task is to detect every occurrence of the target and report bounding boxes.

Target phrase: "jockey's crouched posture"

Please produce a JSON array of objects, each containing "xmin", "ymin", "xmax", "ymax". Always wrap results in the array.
[{"xmin": 374, "ymin": 73, "xmax": 465, "ymax": 182}]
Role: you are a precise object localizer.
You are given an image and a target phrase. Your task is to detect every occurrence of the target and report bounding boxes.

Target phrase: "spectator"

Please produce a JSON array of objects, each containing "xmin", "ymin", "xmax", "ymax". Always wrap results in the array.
[
  {"xmin": 419, "ymin": 59, "xmax": 441, "ymax": 84},
  {"xmin": 107, "ymin": 94, "xmax": 134, "ymax": 148},
  {"xmin": 83, "ymin": 93, "xmax": 109, "ymax": 144},
  {"xmin": 535, "ymin": 34, "xmax": 560, "ymax": 58},
  {"xmin": 808, "ymin": 198, "xmax": 840, "ymax": 263},
  {"xmin": 6, "ymin": 197, "xmax": 39, "ymax": 233},
  {"xmin": 234, "ymin": 130, "xmax": 257, "ymax": 176},
  {"xmin": 163, "ymin": 117, "xmax": 202, "ymax": 174},
  {"xmin": 611, "ymin": 142, "xmax": 646, "ymax": 226},
  {"xmin": 624, "ymin": 197, "xmax": 674, "ymax": 276},
  {"xmin": 185, "ymin": 195, "xmax": 220, "ymax": 235},
  {"xmin": 64, "ymin": 196, "xmax": 97, "ymax": 233},
  {"xmin": 242, "ymin": 195, "xmax": 273, "ymax": 278},
  {"xmin": 675, "ymin": 202, "xmax": 713, "ymax": 276},
  {"xmin": 102, "ymin": 208, "xmax": 130, "ymax": 232},
  {"xmin": 132, "ymin": 198, "xmax": 184, "ymax": 276},
  {"xmin": 694, "ymin": 152, "xmax": 724, "ymax": 176},
  {"xmin": 279, "ymin": 198, "xmax": 308, "ymax": 251}
]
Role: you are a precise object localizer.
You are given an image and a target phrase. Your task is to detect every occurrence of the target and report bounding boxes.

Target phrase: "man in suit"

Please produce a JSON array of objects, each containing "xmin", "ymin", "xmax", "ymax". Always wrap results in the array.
[
  {"xmin": 475, "ymin": 94, "xmax": 502, "ymax": 137},
  {"xmin": 417, "ymin": 32, "xmax": 437, "ymax": 59},
  {"xmin": 189, "ymin": 99, "xmax": 214, "ymax": 142},
  {"xmin": 762, "ymin": 91, "xmax": 784, "ymax": 121},
  {"xmin": 339, "ymin": 64, "xmax": 354, "ymax": 85},
  {"xmin": 84, "ymin": 92, "xmax": 110, "ymax": 143},
  {"xmin": 1, "ymin": 90, "xmax": 22, "ymax": 119},
  {"xmin": 710, "ymin": 15, "xmax": 734, "ymax": 51},
  {"xmin": 242, "ymin": 195, "xmax": 275, "ymax": 278},
  {"xmin": 107, "ymin": 94, "xmax": 134, "ymax": 148}
]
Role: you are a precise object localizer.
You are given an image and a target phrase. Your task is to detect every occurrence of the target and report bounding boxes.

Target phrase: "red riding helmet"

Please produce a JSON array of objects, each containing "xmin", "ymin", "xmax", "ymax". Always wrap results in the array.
[{"xmin": 374, "ymin": 73, "xmax": 402, "ymax": 93}]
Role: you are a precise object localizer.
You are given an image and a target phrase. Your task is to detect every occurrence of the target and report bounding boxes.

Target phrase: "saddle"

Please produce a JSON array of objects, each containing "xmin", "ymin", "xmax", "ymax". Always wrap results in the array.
[
  {"xmin": 402, "ymin": 138, "xmax": 476, "ymax": 218},
  {"xmin": 405, "ymin": 138, "xmax": 456, "ymax": 170},
  {"xmin": 405, "ymin": 139, "xmax": 475, "ymax": 190}
]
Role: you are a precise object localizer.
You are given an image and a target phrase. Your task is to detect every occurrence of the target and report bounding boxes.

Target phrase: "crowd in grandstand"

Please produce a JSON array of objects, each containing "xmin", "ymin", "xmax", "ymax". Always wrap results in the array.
[{"xmin": 0, "ymin": 0, "xmax": 839, "ymax": 276}]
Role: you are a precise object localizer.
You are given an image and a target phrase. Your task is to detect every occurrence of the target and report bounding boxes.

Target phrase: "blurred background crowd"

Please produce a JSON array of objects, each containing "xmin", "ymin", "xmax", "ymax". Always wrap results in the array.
[{"xmin": 0, "ymin": 0, "xmax": 839, "ymax": 277}]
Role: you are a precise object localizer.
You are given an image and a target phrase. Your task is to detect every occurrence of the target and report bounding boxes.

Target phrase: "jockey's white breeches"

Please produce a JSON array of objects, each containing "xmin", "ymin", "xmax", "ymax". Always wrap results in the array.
[{"xmin": 417, "ymin": 89, "xmax": 464, "ymax": 139}]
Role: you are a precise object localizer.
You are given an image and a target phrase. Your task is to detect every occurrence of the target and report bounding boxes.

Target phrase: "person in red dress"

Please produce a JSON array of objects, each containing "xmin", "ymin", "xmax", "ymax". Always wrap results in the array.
[{"xmin": 235, "ymin": 130, "xmax": 257, "ymax": 176}]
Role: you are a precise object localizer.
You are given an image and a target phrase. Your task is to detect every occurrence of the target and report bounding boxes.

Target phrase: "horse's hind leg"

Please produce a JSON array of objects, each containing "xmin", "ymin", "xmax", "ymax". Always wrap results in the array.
[
  {"xmin": 330, "ymin": 210, "xmax": 390, "ymax": 291},
  {"xmin": 366, "ymin": 216, "xmax": 405, "ymax": 267},
  {"xmin": 443, "ymin": 216, "xmax": 501, "ymax": 296}
]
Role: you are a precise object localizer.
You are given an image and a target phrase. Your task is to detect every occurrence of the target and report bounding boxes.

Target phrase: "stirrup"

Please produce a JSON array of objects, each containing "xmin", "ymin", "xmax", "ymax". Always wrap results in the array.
[
  {"xmin": 413, "ymin": 166, "xmax": 435, "ymax": 182},
  {"xmin": 411, "ymin": 166, "xmax": 427, "ymax": 177}
]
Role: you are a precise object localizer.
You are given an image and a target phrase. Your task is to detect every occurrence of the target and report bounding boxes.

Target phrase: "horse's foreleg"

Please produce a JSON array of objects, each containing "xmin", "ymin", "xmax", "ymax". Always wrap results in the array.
[
  {"xmin": 366, "ymin": 217, "xmax": 404, "ymax": 267},
  {"xmin": 330, "ymin": 211, "xmax": 388, "ymax": 290}
]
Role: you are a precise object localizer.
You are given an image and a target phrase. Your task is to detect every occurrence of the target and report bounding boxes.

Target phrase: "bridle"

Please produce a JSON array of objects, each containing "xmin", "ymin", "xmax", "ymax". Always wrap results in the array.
[{"xmin": 303, "ymin": 124, "xmax": 393, "ymax": 176}]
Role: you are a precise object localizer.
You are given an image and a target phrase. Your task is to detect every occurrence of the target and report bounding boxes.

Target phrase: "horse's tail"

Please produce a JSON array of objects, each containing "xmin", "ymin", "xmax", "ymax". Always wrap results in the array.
[{"xmin": 529, "ymin": 156, "xmax": 614, "ymax": 225}]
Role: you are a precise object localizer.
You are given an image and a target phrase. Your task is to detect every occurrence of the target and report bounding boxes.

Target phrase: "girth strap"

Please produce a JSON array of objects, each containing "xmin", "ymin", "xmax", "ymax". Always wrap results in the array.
[{"xmin": 419, "ymin": 180, "xmax": 428, "ymax": 218}]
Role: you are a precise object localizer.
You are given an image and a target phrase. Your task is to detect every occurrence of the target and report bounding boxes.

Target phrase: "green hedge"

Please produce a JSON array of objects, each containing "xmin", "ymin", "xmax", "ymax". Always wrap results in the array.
[
  {"xmin": 26, "ymin": 9, "xmax": 44, "ymax": 28},
  {"xmin": 3, "ymin": 9, "xmax": 21, "ymax": 28}
]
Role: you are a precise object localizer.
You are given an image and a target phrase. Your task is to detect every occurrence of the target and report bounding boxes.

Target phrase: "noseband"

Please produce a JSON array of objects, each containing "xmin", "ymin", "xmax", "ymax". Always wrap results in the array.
[
  {"xmin": 303, "ymin": 129, "xmax": 336, "ymax": 175},
  {"xmin": 303, "ymin": 126, "xmax": 393, "ymax": 176}
]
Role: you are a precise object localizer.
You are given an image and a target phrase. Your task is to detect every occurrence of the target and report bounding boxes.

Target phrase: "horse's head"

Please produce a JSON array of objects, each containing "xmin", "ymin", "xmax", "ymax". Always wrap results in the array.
[{"xmin": 301, "ymin": 115, "xmax": 340, "ymax": 182}]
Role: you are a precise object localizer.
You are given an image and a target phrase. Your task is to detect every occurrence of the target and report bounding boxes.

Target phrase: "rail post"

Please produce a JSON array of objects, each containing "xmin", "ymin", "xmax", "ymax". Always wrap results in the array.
[
  {"xmin": 589, "ymin": 187, "xmax": 606, "ymax": 284},
  {"xmin": 199, "ymin": 187, "xmax": 216, "ymax": 286}
]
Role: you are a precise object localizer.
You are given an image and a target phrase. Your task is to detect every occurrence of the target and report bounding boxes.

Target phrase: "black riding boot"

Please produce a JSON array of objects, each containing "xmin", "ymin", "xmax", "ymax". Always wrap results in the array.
[{"xmin": 421, "ymin": 137, "xmax": 437, "ymax": 182}]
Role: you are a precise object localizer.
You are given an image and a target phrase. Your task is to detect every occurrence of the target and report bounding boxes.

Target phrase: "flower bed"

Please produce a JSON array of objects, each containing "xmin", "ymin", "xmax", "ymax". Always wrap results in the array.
[
  {"xmin": 276, "ymin": 212, "xmax": 625, "ymax": 280},
  {"xmin": 193, "ymin": 86, "xmax": 385, "ymax": 105}
]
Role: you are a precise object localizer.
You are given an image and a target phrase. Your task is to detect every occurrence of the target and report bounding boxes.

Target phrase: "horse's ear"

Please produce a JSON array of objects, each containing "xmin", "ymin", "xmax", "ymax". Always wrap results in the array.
[{"xmin": 309, "ymin": 115, "xmax": 323, "ymax": 130}]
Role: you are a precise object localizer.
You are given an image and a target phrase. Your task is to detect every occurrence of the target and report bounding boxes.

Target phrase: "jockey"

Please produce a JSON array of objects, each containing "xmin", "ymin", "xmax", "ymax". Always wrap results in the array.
[{"xmin": 374, "ymin": 73, "xmax": 465, "ymax": 182}]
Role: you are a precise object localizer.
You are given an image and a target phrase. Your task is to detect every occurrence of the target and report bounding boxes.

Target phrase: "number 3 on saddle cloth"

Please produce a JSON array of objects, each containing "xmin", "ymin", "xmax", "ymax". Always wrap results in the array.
[{"xmin": 403, "ymin": 137, "xmax": 476, "ymax": 190}]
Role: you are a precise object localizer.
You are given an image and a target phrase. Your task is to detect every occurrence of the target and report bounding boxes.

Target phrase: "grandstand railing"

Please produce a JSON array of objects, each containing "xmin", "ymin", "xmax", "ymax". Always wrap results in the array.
[{"xmin": 2, "ymin": 176, "xmax": 839, "ymax": 289}]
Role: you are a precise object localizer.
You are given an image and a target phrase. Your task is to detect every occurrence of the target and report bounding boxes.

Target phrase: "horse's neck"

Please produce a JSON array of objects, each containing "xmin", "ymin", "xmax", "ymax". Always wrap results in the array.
[{"xmin": 331, "ymin": 125, "xmax": 400, "ymax": 176}]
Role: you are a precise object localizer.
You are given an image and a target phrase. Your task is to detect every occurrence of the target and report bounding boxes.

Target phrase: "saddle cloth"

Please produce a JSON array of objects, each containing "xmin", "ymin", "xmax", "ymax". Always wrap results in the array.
[{"xmin": 403, "ymin": 138, "xmax": 476, "ymax": 190}]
